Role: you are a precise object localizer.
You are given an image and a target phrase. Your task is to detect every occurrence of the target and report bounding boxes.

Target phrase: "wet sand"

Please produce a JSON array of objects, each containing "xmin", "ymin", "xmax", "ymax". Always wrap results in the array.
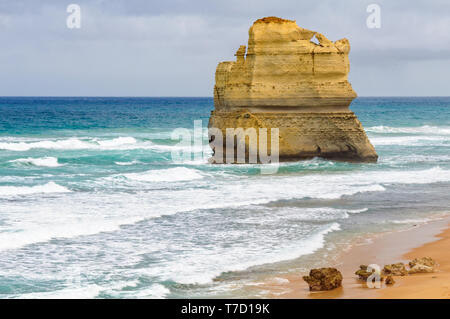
[{"xmin": 263, "ymin": 216, "xmax": 450, "ymax": 298}]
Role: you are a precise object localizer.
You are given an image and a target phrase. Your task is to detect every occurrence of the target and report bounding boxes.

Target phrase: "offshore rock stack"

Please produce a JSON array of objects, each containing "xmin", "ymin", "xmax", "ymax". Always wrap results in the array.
[{"xmin": 208, "ymin": 17, "xmax": 378, "ymax": 163}]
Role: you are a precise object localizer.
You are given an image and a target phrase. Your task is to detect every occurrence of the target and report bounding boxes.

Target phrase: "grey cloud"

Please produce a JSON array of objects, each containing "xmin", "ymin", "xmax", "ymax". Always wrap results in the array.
[{"xmin": 0, "ymin": 0, "xmax": 449, "ymax": 96}]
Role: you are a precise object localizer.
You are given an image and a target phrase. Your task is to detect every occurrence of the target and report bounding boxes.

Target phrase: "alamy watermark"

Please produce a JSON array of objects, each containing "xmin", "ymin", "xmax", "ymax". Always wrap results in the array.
[
  {"xmin": 366, "ymin": 4, "xmax": 381, "ymax": 29},
  {"xmin": 64, "ymin": 5, "xmax": 380, "ymax": 32},
  {"xmin": 66, "ymin": 4, "xmax": 81, "ymax": 29},
  {"xmin": 171, "ymin": 120, "xmax": 280, "ymax": 174},
  {"xmin": 365, "ymin": 264, "xmax": 383, "ymax": 289}
]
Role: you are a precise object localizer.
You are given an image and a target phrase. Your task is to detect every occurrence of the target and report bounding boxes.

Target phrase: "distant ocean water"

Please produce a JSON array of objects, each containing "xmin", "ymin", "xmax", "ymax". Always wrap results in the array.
[{"xmin": 0, "ymin": 97, "xmax": 449, "ymax": 298}]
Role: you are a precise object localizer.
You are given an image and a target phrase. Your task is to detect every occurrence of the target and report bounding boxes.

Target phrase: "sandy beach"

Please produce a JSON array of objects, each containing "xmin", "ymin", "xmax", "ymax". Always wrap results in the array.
[{"xmin": 263, "ymin": 216, "xmax": 450, "ymax": 299}]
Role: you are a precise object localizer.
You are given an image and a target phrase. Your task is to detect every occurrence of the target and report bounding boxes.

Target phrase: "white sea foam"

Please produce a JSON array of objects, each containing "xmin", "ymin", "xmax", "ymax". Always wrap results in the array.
[
  {"xmin": 361, "ymin": 166, "xmax": 450, "ymax": 185},
  {"xmin": 370, "ymin": 135, "xmax": 448, "ymax": 146},
  {"xmin": 0, "ymin": 137, "xmax": 149, "ymax": 151},
  {"xmin": 12, "ymin": 282, "xmax": 170, "ymax": 299},
  {"xmin": 111, "ymin": 284, "xmax": 170, "ymax": 299},
  {"xmin": 0, "ymin": 176, "xmax": 34, "ymax": 183},
  {"xmin": 0, "ymin": 203, "xmax": 145, "ymax": 251},
  {"xmin": 274, "ymin": 207, "xmax": 368, "ymax": 222},
  {"xmin": 366, "ymin": 125, "xmax": 450, "ymax": 146},
  {"xmin": 0, "ymin": 182, "xmax": 71, "ymax": 196},
  {"xmin": 0, "ymin": 165, "xmax": 449, "ymax": 292},
  {"xmin": 96, "ymin": 136, "xmax": 137, "ymax": 147},
  {"xmin": 391, "ymin": 218, "xmax": 433, "ymax": 225},
  {"xmin": 123, "ymin": 167, "xmax": 204, "ymax": 182},
  {"xmin": 114, "ymin": 160, "xmax": 141, "ymax": 166},
  {"xmin": 367, "ymin": 125, "xmax": 450, "ymax": 135},
  {"xmin": 13, "ymin": 284, "xmax": 103, "ymax": 299},
  {"xmin": 136, "ymin": 223, "xmax": 341, "ymax": 285},
  {"xmin": 10, "ymin": 157, "xmax": 62, "ymax": 167},
  {"xmin": 347, "ymin": 208, "xmax": 369, "ymax": 214},
  {"xmin": 0, "ymin": 167, "xmax": 448, "ymax": 252},
  {"xmin": 0, "ymin": 182, "xmax": 369, "ymax": 252},
  {"xmin": 0, "ymin": 136, "xmax": 209, "ymax": 155},
  {"xmin": 268, "ymin": 277, "xmax": 290, "ymax": 284},
  {"xmin": 243, "ymin": 207, "xmax": 368, "ymax": 223},
  {"xmin": 381, "ymin": 154, "xmax": 450, "ymax": 165}
]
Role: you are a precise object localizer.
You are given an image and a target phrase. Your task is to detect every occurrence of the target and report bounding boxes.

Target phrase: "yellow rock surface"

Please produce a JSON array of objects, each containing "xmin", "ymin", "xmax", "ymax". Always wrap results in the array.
[{"xmin": 209, "ymin": 17, "xmax": 378, "ymax": 163}]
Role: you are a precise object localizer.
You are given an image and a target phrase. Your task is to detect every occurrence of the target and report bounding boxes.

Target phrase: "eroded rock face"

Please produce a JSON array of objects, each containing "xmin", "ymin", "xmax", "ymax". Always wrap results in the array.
[
  {"xmin": 355, "ymin": 265, "xmax": 372, "ymax": 280},
  {"xmin": 409, "ymin": 257, "xmax": 436, "ymax": 269},
  {"xmin": 303, "ymin": 267, "xmax": 343, "ymax": 291},
  {"xmin": 355, "ymin": 265, "xmax": 385, "ymax": 281},
  {"xmin": 209, "ymin": 16, "xmax": 378, "ymax": 163},
  {"xmin": 382, "ymin": 263, "xmax": 408, "ymax": 276},
  {"xmin": 408, "ymin": 257, "xmax": 436, "ymax": 274},
  {"xmin": 409, "ymin": 264, "xmax": 434, "ymax": 274}
]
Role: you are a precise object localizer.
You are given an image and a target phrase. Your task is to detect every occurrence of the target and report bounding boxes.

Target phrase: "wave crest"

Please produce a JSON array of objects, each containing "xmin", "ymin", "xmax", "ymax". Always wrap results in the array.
[
  {"xmin": 367, "ymin": 125, "xmax": 450, "ymax": 135},
  {"xmin": 123, "ymin": 167, "xmax": 204, "ymax": 182},
  {"xmin": 10, "ymin": 157, "xmax": 62, "ymax": 167},
  {"xmin": 0, "ymin": 182, "xmax": 71, "ymax": 196},
  {"xmin": 0, "ymin": 137, "xmax": 145, "ymax": 151}
]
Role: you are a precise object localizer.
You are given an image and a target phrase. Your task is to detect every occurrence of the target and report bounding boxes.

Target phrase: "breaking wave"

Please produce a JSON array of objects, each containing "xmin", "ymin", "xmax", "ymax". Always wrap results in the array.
[
  {"xmin": 0, "ymin": 182, "xmax": 71, "ymax": 196},
  {"xmin": 0, "ymin": 137, "xmax": 147, "ymax": 151},
  {"xmin": 114, "ymin": 160, "xmax": 142, "ymax": 166},
  {"xmin": 370, "ymin": 135, "xmax": 448, "ymax": 146},
  {"xmin": 123, "ymin": 167, "xmax": 204, "ymax": 182},
  {"xmin": 0, "ymin": 136, "xmax": 209, "ymax": 155},
  {"xmin": 10, "ymin": 157, "xmax": 62, "ymax": 167},
  {"xmin": 367, "ymin": 125, "xmax": 450, "ymax": 135}
]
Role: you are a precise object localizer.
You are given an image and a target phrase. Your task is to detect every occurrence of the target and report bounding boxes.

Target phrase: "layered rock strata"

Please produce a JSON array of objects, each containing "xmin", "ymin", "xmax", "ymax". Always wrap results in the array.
[{"xmin": 208, "ymin": 17, "xmax": 378, "ymax": 163}]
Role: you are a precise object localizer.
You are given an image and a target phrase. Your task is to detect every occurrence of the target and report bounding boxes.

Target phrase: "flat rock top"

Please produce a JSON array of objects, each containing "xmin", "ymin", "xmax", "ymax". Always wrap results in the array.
[{"xmin": 253, "ymin": 16, "xmax": 295, "ymax": 24}]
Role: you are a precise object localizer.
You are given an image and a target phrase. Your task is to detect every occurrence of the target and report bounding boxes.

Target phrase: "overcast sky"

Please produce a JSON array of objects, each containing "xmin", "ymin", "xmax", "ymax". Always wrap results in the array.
[{"xmin": 0, "ymin": 0, "xmax": 449, "ymax": 96}]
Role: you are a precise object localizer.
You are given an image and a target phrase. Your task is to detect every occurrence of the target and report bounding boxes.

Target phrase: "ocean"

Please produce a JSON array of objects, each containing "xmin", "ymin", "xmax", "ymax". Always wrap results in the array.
[{"xmin": 0, "ymin": 97, "xmax": 449, "ymax": 298}]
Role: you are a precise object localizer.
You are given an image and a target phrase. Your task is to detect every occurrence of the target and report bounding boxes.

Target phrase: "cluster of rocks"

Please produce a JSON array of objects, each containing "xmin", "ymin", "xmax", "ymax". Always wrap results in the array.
[
  {"xmin": 355, "ymin": 257, "xmax": 437, "ymax": 283},
  {"xmin": 303, "ymin": 257, "xmax": 437, "ymax": 291}
]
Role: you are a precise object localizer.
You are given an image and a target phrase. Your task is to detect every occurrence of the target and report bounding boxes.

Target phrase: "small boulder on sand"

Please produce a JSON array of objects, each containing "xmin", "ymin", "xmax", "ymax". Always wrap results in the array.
[
  {"xmin": 383, "ymin": 263, "xmax": 408, "ymax": 276},
  {"xmin": 407, "ymin": 257, "xmax": 436, "ymax": 274},
  {"xmin": 355, "ymin": 265, "xmax": 371, "ymax": 280},
  {"xmin": 385, "ymin": 275, "xmax": 395, "ymax": 285},
  {"xmin": 409, "ymin": 257, "xmax": 436, "ymax": 269},
  {"xmin": 303, "ymin": 268, "xmax": 343, "ymax": 291},
  {"xmin": 409, "ymin": 264, "xmax": 434, "ymax": 274},
  {"xmin": 355, "ymin": 265, "xmax": 384, "ymax": 281}
]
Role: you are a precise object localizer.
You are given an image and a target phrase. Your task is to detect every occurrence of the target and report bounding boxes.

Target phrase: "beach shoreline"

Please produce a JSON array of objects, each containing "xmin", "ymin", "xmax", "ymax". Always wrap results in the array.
[{"xmin": 262, "ymin": 215, "xmax": 450, "ymax": 299}]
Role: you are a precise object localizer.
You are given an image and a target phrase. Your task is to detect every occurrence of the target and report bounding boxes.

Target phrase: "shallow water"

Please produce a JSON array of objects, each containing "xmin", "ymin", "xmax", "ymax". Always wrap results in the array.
[{"xmin": 0, "ymin": 97, "xmax": 449, "ymax": 298}]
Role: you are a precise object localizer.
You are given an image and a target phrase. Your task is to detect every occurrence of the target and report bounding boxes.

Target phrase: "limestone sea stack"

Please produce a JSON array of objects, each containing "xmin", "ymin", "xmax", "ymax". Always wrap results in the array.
[{"xmin": 208, "ymin": 17, "xmax": 378, "ymax": 163}]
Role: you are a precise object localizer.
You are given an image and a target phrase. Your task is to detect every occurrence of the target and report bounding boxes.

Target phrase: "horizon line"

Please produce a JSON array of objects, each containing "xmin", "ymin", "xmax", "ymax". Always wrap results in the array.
[{"xmin": 1, "ymin": 96, "xmax": 450, "ymax": 98}]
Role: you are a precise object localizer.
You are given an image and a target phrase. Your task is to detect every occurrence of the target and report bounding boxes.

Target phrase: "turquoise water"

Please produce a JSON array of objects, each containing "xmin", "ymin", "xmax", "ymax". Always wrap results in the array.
[{"xmin": 0, "ymin": 97, "xmax": 449, "ymax": 298}]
